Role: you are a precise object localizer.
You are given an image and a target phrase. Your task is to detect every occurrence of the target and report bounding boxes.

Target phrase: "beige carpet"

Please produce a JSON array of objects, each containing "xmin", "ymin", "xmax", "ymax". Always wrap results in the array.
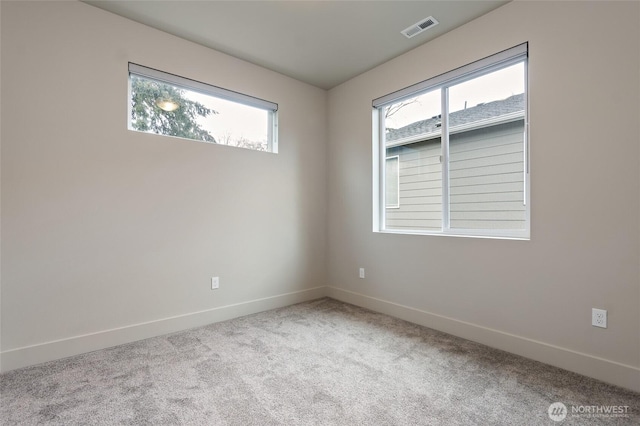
[{"xmin": 1, "ymin": 298, "xmax": 638, "ymax": 425}]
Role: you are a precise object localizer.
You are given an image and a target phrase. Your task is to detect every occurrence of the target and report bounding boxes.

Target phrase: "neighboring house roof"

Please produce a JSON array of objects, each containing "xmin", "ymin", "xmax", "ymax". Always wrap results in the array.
[{"xmin": 386, "ymin": 93, "xmax": 525, "ymax": 143}]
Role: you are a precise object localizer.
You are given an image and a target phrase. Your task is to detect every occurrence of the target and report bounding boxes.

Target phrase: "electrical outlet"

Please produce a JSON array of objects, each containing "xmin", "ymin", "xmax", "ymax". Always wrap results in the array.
[
  {"xmin": 359, "ymin": 268, "xmax": 365, "ymax": 279},
  {"xmin": 592, "ymin": 308, "xmax": 607, "ymax": 328},
  {"xmin": 211, "ymin": 277, "xmax": 220, "ymax": 290}
]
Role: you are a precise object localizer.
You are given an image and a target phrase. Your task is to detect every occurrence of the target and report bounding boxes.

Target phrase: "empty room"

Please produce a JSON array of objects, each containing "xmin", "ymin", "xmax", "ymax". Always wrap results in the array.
[{"xmin": 1, "ymin": 0, "xmax": 639, "ymax": 424}]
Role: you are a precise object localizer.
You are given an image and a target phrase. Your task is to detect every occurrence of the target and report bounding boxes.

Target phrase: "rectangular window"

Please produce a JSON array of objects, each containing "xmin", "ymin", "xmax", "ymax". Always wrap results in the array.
[
  {"xmin": 373, "ymin": 44, "xmax": 529, "ymax": 239},
  {"xmin": 385, "ymin": 156, "xmax": 400, "ymax": 208},
  {"xmin": 128, "ymin": 63, "xmax": 278, "ymax": 153}
]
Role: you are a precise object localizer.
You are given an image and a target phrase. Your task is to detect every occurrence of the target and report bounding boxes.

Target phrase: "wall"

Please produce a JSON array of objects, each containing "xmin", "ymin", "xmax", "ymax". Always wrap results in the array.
[
  {"xmin": 327, "ymin": 0, "xmax": 640, "ymax": 391},
  {"xmin": 0, "ymin": 1, "xmax": 327, "ymax": 370}
]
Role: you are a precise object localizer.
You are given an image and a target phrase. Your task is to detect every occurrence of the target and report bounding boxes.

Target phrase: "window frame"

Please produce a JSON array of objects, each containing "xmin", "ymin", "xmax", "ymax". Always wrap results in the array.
[
  {"xmin": 128, "ymin": 63, "xmax": 279, "ymax": 153},
  {"xmin": 372, "ymin": 44, "xmax": 529, "ymax": 240}
]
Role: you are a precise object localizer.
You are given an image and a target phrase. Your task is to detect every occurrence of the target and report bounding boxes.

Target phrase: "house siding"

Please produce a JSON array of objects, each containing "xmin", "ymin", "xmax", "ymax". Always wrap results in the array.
[
  {"xmin": 386, "ymin": 120, "xmax": 525, "ymax": 230},
  {"xmin": 386, "ymin": 136, "xmax": 442, "ymax": 230}
]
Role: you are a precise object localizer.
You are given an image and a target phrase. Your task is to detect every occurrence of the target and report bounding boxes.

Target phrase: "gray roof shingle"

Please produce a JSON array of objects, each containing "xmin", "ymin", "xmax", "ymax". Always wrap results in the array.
[{"xmin": 386, "ymin": 93, "xmax": 524, "ymax": 142}]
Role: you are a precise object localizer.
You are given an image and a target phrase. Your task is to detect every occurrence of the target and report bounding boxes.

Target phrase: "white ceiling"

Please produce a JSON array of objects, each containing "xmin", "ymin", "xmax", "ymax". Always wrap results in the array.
[{"xmin": 84, "ymin": 1, "xmax": 509, "ymax": 89}]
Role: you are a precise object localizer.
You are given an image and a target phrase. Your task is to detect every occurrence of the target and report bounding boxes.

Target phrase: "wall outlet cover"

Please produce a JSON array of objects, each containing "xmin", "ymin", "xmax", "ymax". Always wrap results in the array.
[{"xmin": 592, "ymin": 308, "xmax": 607, "ymax": 328}]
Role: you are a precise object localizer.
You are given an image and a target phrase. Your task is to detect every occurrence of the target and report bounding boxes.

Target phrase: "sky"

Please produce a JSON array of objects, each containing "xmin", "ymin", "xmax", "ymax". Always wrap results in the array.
[
  {"xmin": 385, "ymin": 62, "xmax": 525, "ymax": 130},
  {"xmin": 186, "ymin": 91, "xmax": 269, "ymax": 144}
]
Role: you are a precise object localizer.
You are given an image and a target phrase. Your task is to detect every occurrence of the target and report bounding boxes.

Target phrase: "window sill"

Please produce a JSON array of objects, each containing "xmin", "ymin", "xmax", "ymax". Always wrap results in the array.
[{"xmin": 374, "ymin": 228, "xmax": 530, "ymax": 241}]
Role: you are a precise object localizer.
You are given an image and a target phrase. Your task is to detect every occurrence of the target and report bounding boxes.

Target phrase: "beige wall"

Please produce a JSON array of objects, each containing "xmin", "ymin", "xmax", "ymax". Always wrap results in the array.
[
  {"xmin": 327, "ymin": 0, "xmax": 640, "ymax": 389},
  {"xmin": 0, "ymin": 1, "xmax": 326, "ymax": 366}
]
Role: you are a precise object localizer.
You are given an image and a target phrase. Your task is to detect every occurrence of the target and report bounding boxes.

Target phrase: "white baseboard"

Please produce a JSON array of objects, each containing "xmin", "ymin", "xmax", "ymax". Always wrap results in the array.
[
  {"xmin": 4, "ymin": 285, "xmax": 638, "ymax": 393},
  {"xmin": 1, "ymin": 286, "xmax": 327, "ymax": 373},
  {"xmin": 327, "ymin": 286, "xmax": 640, "ymax": 393}
]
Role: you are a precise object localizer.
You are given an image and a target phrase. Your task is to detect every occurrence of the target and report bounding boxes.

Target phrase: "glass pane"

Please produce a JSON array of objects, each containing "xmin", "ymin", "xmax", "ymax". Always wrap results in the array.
[
  {"xmin": 385, "ymin": 157, "xmax": 399, "ymax": 208},
  {"xmin": 448, "ymin": 63, "xmax": 526, "ymax": 230},
  {"xmin": 130, "ymin": 74, "xmax": 271, "ymax": 152},
  {"xmin": 384, "ymin": 90, "xmax": 442, "ymax": 231}
]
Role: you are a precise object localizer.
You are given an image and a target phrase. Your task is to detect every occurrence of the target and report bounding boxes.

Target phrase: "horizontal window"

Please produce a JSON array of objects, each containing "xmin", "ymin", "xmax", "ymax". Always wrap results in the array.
[
  {"xmin": 128, "ymin": 63, "xmax": 278, "ymax": 153},
  {"xmin": 373, "ymin": 44, "xmax": 529, "ymax": 239}
]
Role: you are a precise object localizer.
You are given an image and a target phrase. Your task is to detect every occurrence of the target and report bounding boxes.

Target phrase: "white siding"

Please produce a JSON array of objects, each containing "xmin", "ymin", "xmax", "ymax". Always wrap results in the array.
[{"xmin": 385, "ymin": 157, "xmax": 399, "ymax": 208}]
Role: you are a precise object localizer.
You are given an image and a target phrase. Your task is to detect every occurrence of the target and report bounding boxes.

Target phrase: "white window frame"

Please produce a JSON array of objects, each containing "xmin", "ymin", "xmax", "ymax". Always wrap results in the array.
[
  {"xmin": 385, "ymin": 156, "xmax": 400, "ymax": 209},
  {"xmin": 372, "ymin": 43, "xmax": 529, "ymax": 240},
  {"xmin": 128, "ymin": 63, "xmax": 279, "ymax": 152}
]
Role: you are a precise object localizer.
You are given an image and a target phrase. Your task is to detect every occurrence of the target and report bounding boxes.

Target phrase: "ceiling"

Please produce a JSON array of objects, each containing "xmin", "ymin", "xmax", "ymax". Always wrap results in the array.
[{"xmin": 84, "ymin": 1, "xmax": 509, "ymax": 90}]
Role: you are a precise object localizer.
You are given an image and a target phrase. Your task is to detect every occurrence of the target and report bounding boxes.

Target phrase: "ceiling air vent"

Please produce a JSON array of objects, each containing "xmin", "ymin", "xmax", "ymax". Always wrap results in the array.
[{"xmin": 401, "ymin": 16, "xmax": 439, "ymax": 39}]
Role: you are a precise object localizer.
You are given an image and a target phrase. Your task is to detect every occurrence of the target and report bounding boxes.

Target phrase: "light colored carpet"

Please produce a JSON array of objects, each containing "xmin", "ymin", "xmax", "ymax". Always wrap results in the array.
[{"xmin": 1, "ymin": 298, "xmax": 638, "ymax": 425}]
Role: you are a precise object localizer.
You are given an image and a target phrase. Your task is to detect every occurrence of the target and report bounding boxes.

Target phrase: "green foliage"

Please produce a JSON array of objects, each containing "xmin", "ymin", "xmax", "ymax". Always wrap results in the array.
[{"xmin": 130, "ymin": 76, "xmax": 217, "ymax": 143}]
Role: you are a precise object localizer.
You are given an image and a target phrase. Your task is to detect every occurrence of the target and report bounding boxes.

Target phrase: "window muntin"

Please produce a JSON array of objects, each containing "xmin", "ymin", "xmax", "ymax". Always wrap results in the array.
[
  {"xmin": 373, "ymin": 44, "xmax": 529, "ymax": 239},
  {"xmin": 128, "ymin": 63, "xmax": 278, "ymax": 153}
]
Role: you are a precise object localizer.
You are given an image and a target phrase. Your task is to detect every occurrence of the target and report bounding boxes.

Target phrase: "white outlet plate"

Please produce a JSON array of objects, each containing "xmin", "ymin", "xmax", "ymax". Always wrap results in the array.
[
  {"xmin": 359, "ymin": 268, "xmax": 365, "ymax": 279},
  {"xmin": 211, "ymin": 277, "xmax": 219, "ymax": 290},
  {"xmin": 592, "ymin": 308, "xmax": 607, "ymax": 328}
]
